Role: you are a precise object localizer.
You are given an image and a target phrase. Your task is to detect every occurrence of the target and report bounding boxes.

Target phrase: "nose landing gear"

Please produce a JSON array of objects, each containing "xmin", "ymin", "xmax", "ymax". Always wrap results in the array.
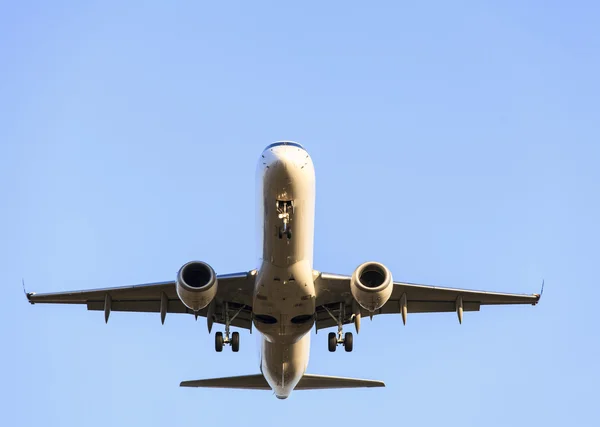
[{"xmin": 277, "ymin": 200, "xmax": 293, "ymax": 240}]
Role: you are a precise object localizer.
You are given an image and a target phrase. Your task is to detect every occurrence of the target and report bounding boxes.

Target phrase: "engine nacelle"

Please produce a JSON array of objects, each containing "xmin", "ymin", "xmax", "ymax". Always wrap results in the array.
[
  {"xmin": 176, "ymin": 261, "xmax": 218, "ymax": 311},
  {"xmin": 350, "ymin": 261, "xmax": 393, "ymax": 312}
]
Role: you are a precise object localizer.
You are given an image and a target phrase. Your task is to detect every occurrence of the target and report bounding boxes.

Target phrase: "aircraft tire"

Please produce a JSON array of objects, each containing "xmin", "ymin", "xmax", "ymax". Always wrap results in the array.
[
  {"xmin": 215, "ymin": 332, "xmax": 224, "ymax": 352},
  {"xmin": 231, "ymin": 331, "xmax": 240, "ymax": 352},
  {"xmin": 344, "ymin": 332, "xmax": 353, "ymax": 352},
  {"xmin": 328, "ymin": 332, "xmax": 337, "ymax": 352}
]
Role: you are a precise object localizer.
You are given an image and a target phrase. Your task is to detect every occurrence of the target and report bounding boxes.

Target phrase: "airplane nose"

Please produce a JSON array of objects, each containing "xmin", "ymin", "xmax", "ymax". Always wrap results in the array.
[
  {"xmin": 261, "ymin": 142, "xmax": 308, "ymax": 173},
  {"xmin": 266, "ymin": 147, "xmax": 296, "ymax": 171}
]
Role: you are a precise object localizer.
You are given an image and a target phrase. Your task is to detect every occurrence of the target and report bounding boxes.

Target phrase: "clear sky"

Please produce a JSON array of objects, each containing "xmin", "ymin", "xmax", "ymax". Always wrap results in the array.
[{"xmin": 1, "ymin": 1, "xmax": 599, "ymax": 426}]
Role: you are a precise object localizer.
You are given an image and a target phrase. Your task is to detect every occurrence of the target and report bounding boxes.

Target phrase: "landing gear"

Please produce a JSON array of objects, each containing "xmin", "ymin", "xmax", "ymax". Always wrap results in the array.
[
  {"xmin": 277, "ymin": 200, "xmax": 293, "ymax": 240},
  {"xmin": 214, "ymin": 302, "xmax": 244, "ymax": 352},
  {"xmin": 327, "ymin": 331, "xmax": 354, "ymax": 352},
  {"xmin": 328, "ymin": 332, "xmax": 337, "ymax": 352},
  {"xmin": 324, "ymin": 303, "xmax": 354, "ymax": 352},
  {"xmin": 215, "ymin": 332, "xmax": 224, "ymax": 352},
  {"xmin": 344, "ymin": 332, "xmax": 353, "ymax": 352},
  {"xmin": 278, "ymin": 229, "xmax": 292, "ymax": 239},
  {"xmin": 231, "ymin": 331, "xmax": 240, "ymax": 352}
]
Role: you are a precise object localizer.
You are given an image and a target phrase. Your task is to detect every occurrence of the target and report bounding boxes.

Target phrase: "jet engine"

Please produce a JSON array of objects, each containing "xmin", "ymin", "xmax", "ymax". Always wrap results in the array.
[
  {"xmin": 350, "ymin": 262, "xmax": 393, "ymax": 312},
  {"xmin": 176, "ymin": 261, "xmax": 218, "ymax": 311}
]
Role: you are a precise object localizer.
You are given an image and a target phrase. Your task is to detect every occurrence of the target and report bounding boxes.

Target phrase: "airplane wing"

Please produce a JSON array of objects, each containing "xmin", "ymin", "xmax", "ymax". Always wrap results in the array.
[
  {"xmin": 26, "ymin": 271, "xmax": 256, "ymax": 330},
  {"xmin": 313, "ymin": 272, "xmax": 541, "ymax": 330}
]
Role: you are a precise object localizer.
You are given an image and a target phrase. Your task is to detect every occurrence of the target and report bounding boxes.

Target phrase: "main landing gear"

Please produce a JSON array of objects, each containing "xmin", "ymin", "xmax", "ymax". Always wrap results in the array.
[
  {"xmin": 277, "ymin": 200, "xmax": 293, "ymax": 240},
  {"xmin": 324, "ymin": 303, "xmax": 353, "ymax": 352},
  {"xmin": 328, "ymin": 331, "xmax": 353, "ymax": 352},
  {"xmin": 214, "ymin": 302, "xmax": 243, "ymax": 353},
  {"xmin": 215, "ymin": 331, "xmax": 239, "ymax": 352}
]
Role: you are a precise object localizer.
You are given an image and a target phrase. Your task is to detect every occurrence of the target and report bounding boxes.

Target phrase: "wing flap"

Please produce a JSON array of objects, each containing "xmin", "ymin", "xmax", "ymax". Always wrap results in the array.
[
  {"xmin": 380, "ymin": 300, "xmax": 481, "ymax": 314},
  {"xmin": 85, "ymin": 300, "xmax": 252, "ymax": 328},
  {"xmin": 87, "ymin": 300, "xmax": 189, "ymax": 314}
]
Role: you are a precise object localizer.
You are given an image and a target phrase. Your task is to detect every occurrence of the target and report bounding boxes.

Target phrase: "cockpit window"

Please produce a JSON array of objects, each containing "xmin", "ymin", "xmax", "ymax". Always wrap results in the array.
[{"xmin": 265, "ymin": 141, "xmax": 304, "ymax": 150}]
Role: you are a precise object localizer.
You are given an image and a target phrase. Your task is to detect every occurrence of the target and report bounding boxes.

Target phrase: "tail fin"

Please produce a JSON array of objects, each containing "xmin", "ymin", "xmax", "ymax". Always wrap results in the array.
[{"xmin": 180, "ymin": 373, "xmax": 384, "ymax": 390}]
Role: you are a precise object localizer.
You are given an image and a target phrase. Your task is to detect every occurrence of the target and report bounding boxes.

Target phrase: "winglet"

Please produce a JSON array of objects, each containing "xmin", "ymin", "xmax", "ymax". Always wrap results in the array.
[
  {"xmin": 23, "ymin": 279, "xmax": 36, "ymax": 304},
  {"xmin": 533, "ymin": 280, "xmax": 544, "ymax": 305}
]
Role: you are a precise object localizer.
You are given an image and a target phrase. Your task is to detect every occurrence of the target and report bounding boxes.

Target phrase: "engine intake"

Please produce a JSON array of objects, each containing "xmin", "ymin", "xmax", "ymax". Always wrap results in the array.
[
  {"xmin": 350, "ymin": 261, "xmax": 393, "ymax": 312},
  {"xmin": 176, "ymin": 261, "xmax": 218, "ymax": 311}
]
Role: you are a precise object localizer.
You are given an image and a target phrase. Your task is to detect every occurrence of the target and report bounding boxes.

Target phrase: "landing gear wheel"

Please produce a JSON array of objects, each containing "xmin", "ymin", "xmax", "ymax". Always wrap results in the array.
[
  {"xmin": 286, "ymin": 229, "xmax": 292, "ymax": 239},
  {"xmin": 328, "ymin": 332, "xmax": 337, "ymax": 352},
  {"xmin": 231, "ymin": 331, "xmax": 240, "ymax": 352},
  {"xmin": 344, "ymin": 332, "xmax": 353, "ymax": 352},
  {"xmin": 215, "ymin": 332, "xmax": 224, "ymax": 352}
]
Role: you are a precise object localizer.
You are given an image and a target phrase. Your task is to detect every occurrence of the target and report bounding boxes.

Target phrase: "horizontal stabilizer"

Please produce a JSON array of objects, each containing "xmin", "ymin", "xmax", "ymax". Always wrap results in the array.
[
  {"xmin": 180, "ymin": 374, "xmax": 270, "ymax": 390},
  {"xmin": 296, "ymin": 374, "xmax": 385, "ymax": 389},
  {"xmin": 180, "ymin": 373, "xmax": 384, "ymax": 390}
]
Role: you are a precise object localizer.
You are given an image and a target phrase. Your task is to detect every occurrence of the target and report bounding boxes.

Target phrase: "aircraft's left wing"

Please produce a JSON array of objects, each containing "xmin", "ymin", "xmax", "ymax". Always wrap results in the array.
[
  {"xmin": 26, "ymin": 272, "xmax": 255, "ymax": 330},
  {"xmin": 314, "ymin": 271, "xmax": 541, "ymax": 330}
]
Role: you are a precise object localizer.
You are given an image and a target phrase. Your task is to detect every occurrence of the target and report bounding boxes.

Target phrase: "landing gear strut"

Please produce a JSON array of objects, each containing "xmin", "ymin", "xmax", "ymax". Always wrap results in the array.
[
  {"xmin": 324, "ymin": 303, "xmax": 353, "ymax": 352},
  {"xmin": 215, "ymin": 302, "xmax": 243, "ymax": 352},
  {"xmin": 277, "ymin": 200, "xmax": 293, "ymax": 239}
]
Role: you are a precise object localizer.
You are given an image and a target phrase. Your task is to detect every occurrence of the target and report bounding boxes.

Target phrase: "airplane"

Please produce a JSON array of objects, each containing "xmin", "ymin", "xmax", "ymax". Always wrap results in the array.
[{"xmin": 26, "ymin": 141, "xmax": 542, "ymax": 399}]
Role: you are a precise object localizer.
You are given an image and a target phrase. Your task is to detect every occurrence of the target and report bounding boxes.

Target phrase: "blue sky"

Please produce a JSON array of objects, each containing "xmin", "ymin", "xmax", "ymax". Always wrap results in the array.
[{"xmin": 1, "ymin": 1, "xmax": 599, "ymax": 425}]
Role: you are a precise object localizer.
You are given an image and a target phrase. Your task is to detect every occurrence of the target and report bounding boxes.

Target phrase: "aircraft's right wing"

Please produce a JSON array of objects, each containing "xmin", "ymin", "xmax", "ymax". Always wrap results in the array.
[
  {"xmin": 26, "ymin": 271, "xmax": 256, "ymax": 330},
  {"xmin": 314, "ymin": 272, "xmax": 542, "ymax": 330}
]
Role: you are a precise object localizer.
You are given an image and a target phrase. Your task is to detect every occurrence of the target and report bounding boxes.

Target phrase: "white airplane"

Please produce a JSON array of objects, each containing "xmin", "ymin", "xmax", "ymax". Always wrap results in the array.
[{"xmin": 26, "ymin": 141, "xmax": 542, "ymax": 399}]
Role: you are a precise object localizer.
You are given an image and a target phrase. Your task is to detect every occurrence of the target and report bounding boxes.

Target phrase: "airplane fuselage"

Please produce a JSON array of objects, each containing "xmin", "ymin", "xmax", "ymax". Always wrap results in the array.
[{"xmin": 252, "ymin": 142, "xmax": 316, "ymax": 399}]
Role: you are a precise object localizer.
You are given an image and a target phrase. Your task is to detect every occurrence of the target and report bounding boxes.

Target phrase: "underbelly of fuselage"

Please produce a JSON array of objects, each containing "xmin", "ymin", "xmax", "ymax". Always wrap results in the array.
[
  {"xmin": 252, "ymin": 260, "xmax": 316, "ymax": 341},
  {"xmin": 252, "ymin": 142, "xmax": 316, "ymax": 398},
  {"xmin": 252, "ymin": 261, "xmax": 315, "ymax": 397},
  {"xmin": 260, "ymin": 333, "xmax": 311, "ymax": 398}
]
